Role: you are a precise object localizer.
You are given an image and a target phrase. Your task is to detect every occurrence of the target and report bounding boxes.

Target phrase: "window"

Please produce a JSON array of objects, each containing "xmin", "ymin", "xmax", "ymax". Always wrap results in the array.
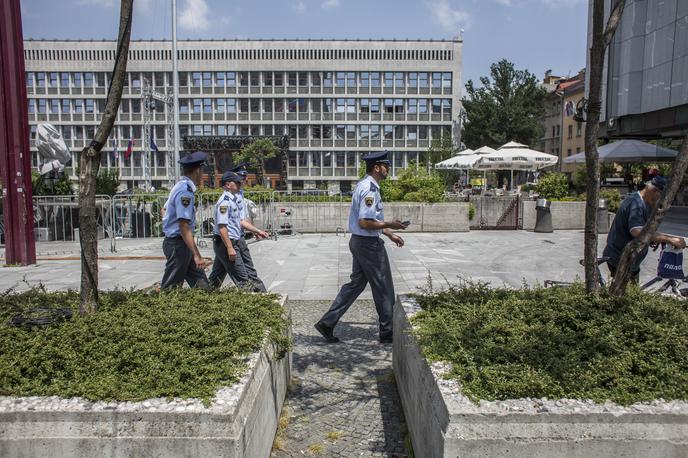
[
  {"xmin": 298, "ymin": 151, "xmax": 308, "ymax": 167},
  {"xmin": 336, "ymin": 98, "xmax": 346, "ymax": 113},
  {"xmin": 383, "ymin": 125, "xmax": 393, "ymax": 140},
  {"xmin": 432, "ymin": 99, "xmax": 442, "ymax": 114},
  {"xmin": 360, "ymin": 98, "xmax": 369, "ymax": 113},
  {"xmin": 346, "ymin": 125, "xmax": 356, "ymax": 139},
  {"xmin": 335, "ymin": 125, "xmax": 345, "ymax": 140},
  {"xmin": 323, "ymin": 152, "xmax": 332, "ymax": 167},
  {"xmin": 49, "ymin": 73, "xmax": 58, "ymax": 87},
  {"xmin": 360, "ymin": 125, "xmax": 369, "ymax": 139},
  {"xmin": 299, "ymin": 72, "xmax": 308, "ymax": 86},
  {"xmin": 431, "ymin": 72, "xmax": 442, "ymax": 89},
  {"xmin": 85, "ymin": 99, "xmax": 94, "ymax": 113},
  {"xmin": 370, "ymin": 98, "xmax": 380, "ymax": 113},
  {"xmin": 216, "ymin": 98, "xmax": 225, "ymax": 113},
  {"xmin": 346, "ymin": 98, "xmax": 356, "ymax": 113},
  {"xmin": 407, "ymin": 99, "xmax": 417, "ymax": 113},
  {"xmin": 178, "ymin": 72, "xmax": 188, "ymax": 86},
  {"xmin": 359, "ymin": 72, "xmax": 369, "ymax": 87},
  {"xmin": 336, "ymin": 152, "xmax": 345, "ymax": 167},
  {"xmin": 74, "ymin": 126, "xmax": 83, "ymax": 140},
  {"xmin": 73, "ymin": 73, "xmax": 82, "ymax": 88},
  {"xmin": 131, "ymin": 99, "xmax": 141, "ymax": 113},
  {"xmin": 323, "ymin": 72, "xmax": 332, "ymax": 87},
  {"xmin": 274, "ymin": 72, "xmax": 284, "ymax": 86},
  {"xmin": 250, "ymin": 72, "xmax": 260, "ymax": 86},
  {"xmin": 26, "ymin": 73, "xmax": 33, "ymax": 88},
  {"xmin": 394, "ymin": 125, "xmax": 404, "ymax": 139},
  {"xmin": 239, "ymin": 99, "xmax": 249, "ymax": 113},
  {"xmin": 215, "ymin": 72, "xmax": 225, "ymax": 87},
  {"xmin": 227, "ymin": 72, "xmax": 236, "ymax": 87},
  {"xmin": 311, "ymin": 72, "xmax": 321, "ymax": 86},
  {"xmin": 192, "ymin": 72, "xmax": 202, "ymax": 87},
  {"xmin": 418, "ymin": 125, "xmax": 428, "ymax": 139},
  {"xmin": 370, "ymin": 72, "xmax": 380, "ymax": 88},
  {"xmin": 275, "ymin": 99, "xmax": 285, "ymax": 113},
  {"xmin": 323, "ymin": 98, "xmax": 332, "ymax": 113},
  {"xmin": 418, "ymin": 72, "xmax": 428, "ymax": 88},
  {"xmin": 310, "ymin": 98, "xmax": 321, "ymax": 112},
  {"xmin": 408, "ymin": 72, "xmax": 417, "ymax": 88},
  {"xmin": 263, "ymin": 71, "xmax": 273, "ymax": 86},
  {"xmin": 346, "ymin": 72, "xmax": 356, "ymax": 87},
  {"xmin": 384, "ymin": 72, "xmax": 394, "ymax": 87},
  {"xmin": 556, "ymin": 125, "xmax": 560, "ymax": 136},
  {"xmin": 263, "ymin": 125, "xmax": 274, "ymax": 135},
  {"xmin": 287, "ymin": 72, "xmax": 297, "ymax": 87},
  {"xmin": 239, "ymin": 72, "xmax": 249, "ymax": 87},
  {"xmin": 576, "ymin": 121, "xmax": 582, "ymax": 137},
  {"xmin": 370, "ymin": 125, "xmax": 380, "ymax": 139},
  {"xmin": 395, "ymin": 72, "xmax": 404, "ymax": 88},
  {"xmin": 203, "ymin": 125, "xmax": 212, "ymax": 136},
  {"xmin": 62, "ymin": 125, "xmax": 72, "ymax": 140},
  {"xmin": 36, "ymin": 72, "xmax": 45, "ymax": 87},
  {"xmin": 568, "ymin": 124, "xmax": 573, "ymax": 139},
  {"xmin": 251, "ymin": 99, "xmax": 261, "ymax": 113},
  {"xmin": 28, "ymin": 99, "xmax": 36, "ymax": 114},
  {"xmin": 312, "ymin": 125, "xmax": 321, "ymax": 139},
  {"xmin": 336, "ymin": 72, "xmax": 345, "ymax": 87},
  {"xmin": 154, "ymin": 72, "xmax": 165, "ymax": 87},
  {"xmin": 179, "ymin": 99, "xmax": 189, "ymax": 114},
  {"xmin": 552, "ymin": 126, "xmax": 555, "ymax": 137},
  {"xmin": 407, "ymin": 126, "xmax": 417, "ymax": 140},
  {"xmin": 323, "ymin": 125, "xmax": 332, "ymax": 139},
  {"xmin": 287, "ymin": 98, "xmax": 297, "ymax": 113},
  {"xmin": 73, "ymin": 99, "xmax": 83, "ymax": 114},
  {"xmin": 442, "ymin": 99, "xmax": 451, "ymax": 114},
  {"xmin": 193, "ymin": 98, "xmax": 202, "ymax": 113},
  {"xmin": 121, "ymin": 99, "xmax": 129, "ymax": 113},
  {"xmin": 263, "ymin": 98, "xmax": 273, "ymax": 113},
  {"xmin": 442, "ymin": 72, "xmax": 452, "ymax": 89},
  {"xmin": 394, "ymin": 151, "xmax": 404, "ymax": 168},
  {"xmin": 84, "ymin": 73, "xmax": 93, "ymax": 87},
  {"xmin": 394, "ymin": 99, "xmax": 404, "ymax": 113},
  {"xmin": 384, "ymin": 99, "xmax": 394, "ymax": 113},
  {"xmin": 298, "ymin": 125, "xmax": 307, "ymax": 139},
  {"xmin": 311, "ymin": 151, "xmax": 321, "ymax": 167},
  {"xmin": 61, "ymin": 72, "xmax": 70, "ymax": 87}
]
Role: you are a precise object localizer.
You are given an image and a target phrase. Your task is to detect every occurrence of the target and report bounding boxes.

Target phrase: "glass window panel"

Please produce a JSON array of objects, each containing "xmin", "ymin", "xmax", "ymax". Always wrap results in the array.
[
  {"xmin": 298, "ymin": 98, "xmax": 308, "ymax": 113},
  {"xmin": 335, "ymin": 125, "xmax": 345, "ymax": 140},
  {"xmin": 73, "ymin": 99, "xmax": 83, "ymax": 113},
  {"xmin": 251, "ymin": 99, "xmax": 260, "ymax": 112},
  {"xmin": 85, "ymin": 99, "xmax": 94, "ymax": 113},
  {"xmin": 287, "ymin": 72, "xmax": 297, "ymax": 87},
  {"xmin": 370, "ymin": 125, "xmax": 380, "ymax": 139},
  {"xmin": 360, "ymin": 98, "xmax": 369, "ymax": 113},
  {"xmin": 298, "ymin": 152, "xmax": 308, "ymax": 167},
  {"xmin": 287, "ymin": 98, "xmax": 297, "ymax": 112},
  {"xmin": 419, "ymin": 72, "xmax": 428, "ymax": 88},
  {"xmin": 62, "ymin": 99, "xmax": 71, "ymax": 113},
  {"xmin": 419, "ymin": 125, "xmax": 428, "ymax": 139},
  {"xmin": 336, "ymin": 72, "xmax": 345, "ymax": 87},
  {"xmin": 298, "ymin": 72, "xmax": 308, "ymax": 86},
  {"xmin": 336, "ymin": 152, "xmax": 345, "ymax": 167},
  {"xmin": 370, "ymin": 98, "xmax": 380, "ymax": 113},
  {"xmin": 311, "ymin": 98, "xmax": 321, "ymax": 112},
  {"xmin": 274, "ymin": 98, "xmax": 284, "ymax": 113},
  {"xmin": 239, "ymin": 72, "xmax": 249, "ymax": 87},
  {"xmin": 227, "ymin": 72, "xmax": 236, "ymax": 87},
  {"xmin": 274, "ymin": 72, "xmax": 284, "ymax": 86},
  {"xmin": 263, "ymin": 98, "xmax": 273, "ymax": 112},
  {"xmin": 323, "ymin": 98, "xmax": 332, "ymax": 113},
  {"xmin": 360, "ymin": 125, "xmax": 369, "ymax": 139},
  {"xmin": 346, "ymin": 98, "xmax": 356, "ymax": 113},
  {"xmin": 347, "ymin": 72, "xmax": 356, "ymax": 87},
  {"xmin": 36, "ymin": 72, "xmax": 45, "ymax": 87},
  {"xmin": 336, "ymin": 98, "xmax": 346, "ymax": 113},
  {"xmin": 442, "ymin": 72, "xmax": 452, "ymax": 88},
  {"xmin": 432, "ymin": 72, "xmax": 442, "ymax": 88},
  {"xmin": 73, "ymin": 73, "xmax": 82, "ymax": 87},
  {"xmin": 61, "ymin": 72, "xmax": 70, "ymax": 87},
  {"xmin": 263, "ymin": 71, "xmax": 273, "ymax": 86},
  {"xmin": 323, "ymin": 125, "xmax": 332, "ymax": 139},
  {"xmin": 323, "ymin": 72, "xmax": 332, "ymax": 87},
  {"xmin": 384, "ymin": 72, "xmax": 394, "ymax": 87},
  {"xmin": 178, "ymin": 72, "xmax": 188, "ymax": 86},
  {"xmin": 408, "ymin": 72, "xmax": 418, "ymax": 87},
  {"xmin": 394, "ymin": 98, "xmax": 404, "ymax": 113},
  {"xmin": 370, "ymin": 72, "xmax": 380, "ymax": 87},
  {"xmin": 49, "ymin": 72, "xmax": 58, "ymax": 87},
  {"xmin": 215, "ymin": 72, "xmax": 225, "ymax": 86},
  {"xmin": 406, "ymin": 126, "xmax": 417, "ymax": 140},
  {"xmin": 395, "ymin": 72, "xmax": 404, "ymax": 87},
  {"xmin": 49, "ymin": 99, "xmax": 59, "ymax": 113},
  {"xmin": 384, "ymin": 99, "xmax": 394, "ymax": 113},
  {"xmin": 250, "ymin": 72, "xmax": 260, "ymax": 86},
  {"xmin": 239, "ymin": 99, "xmax": 249, "ymax": 113},
  {"xmin": 394, "ymin": 125, "xmax": 404, "ymax": 139},
  {"xmin": 203, "ymin": 98, "xmax": 212, "ymax": 113},
  {"xmin": 193, "ymin": 99, "xmax": 202, "ymax": 113},
  {"xmin": 323, "ymin": 152, "xmax": 332, "ymax": 167},
  {"xmin": 192, "ymin": 72, "xmax": 201, "ymax": 87},
  {"xmin": 418, "ymin": 99, "xmax": 428, "ymax": 113},
  {"xmin": 311, "ymin": 71, "xmax": 321, "ymax": 86},
  {"xmin": 216, "ymin": 98, "xmax": 226, "ymax": 113},
  {"xmin": 442, "ymin": 99, "xmax": 451, "ymax": 113},
  {"xmin": 84, "ymin": 72, "xmax": 94, "ymax": 87},
  {"xmin": 359, "ymin": 72, "xmax": 369, "ymax": 87}
]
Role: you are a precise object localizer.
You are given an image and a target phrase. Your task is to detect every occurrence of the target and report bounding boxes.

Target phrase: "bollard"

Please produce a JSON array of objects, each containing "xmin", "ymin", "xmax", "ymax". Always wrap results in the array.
[
  {"xmin": 534, "ymin": 198, "xmax": 553, "ymax": 233},
  {"xmin": 597, "ymin": 199, "xmax": 609, "ymax": 234}
]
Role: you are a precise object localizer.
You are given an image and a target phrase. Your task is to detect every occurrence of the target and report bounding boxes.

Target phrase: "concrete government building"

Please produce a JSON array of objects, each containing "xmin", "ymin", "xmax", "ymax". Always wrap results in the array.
[{"xmin": 23, "ymin": 38, "xmax": 463, "ymax": 192}]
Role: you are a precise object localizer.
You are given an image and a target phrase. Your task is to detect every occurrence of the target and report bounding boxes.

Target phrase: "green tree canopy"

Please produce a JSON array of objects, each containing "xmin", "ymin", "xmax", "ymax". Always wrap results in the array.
[
  {"xmin": 462, "ymin": 59, "xmax": 545, "ymax": 150},
  {"xmin": 233, "ymin": 138, "xmax": 280, "ymax": 186}
]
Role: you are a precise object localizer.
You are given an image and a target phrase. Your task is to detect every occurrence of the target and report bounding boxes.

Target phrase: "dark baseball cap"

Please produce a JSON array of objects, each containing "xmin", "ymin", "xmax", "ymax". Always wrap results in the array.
[
  {"xmin": 221, "ymin": 171, "xmax": 243, "ymax": 185},
  {"xmin": 650, "ymin": 175, "xmax": 667, "ymax": 191}
]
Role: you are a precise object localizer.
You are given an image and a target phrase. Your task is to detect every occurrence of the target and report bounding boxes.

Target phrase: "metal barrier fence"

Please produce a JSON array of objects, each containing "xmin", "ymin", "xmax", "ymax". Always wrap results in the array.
[
  {"xmin": 32, "ymin": 194, "xmax": 115, "ymax": 252},
  {"xmin": 272, "ymin": 191, "xmax": 347, "ymax": 235},
  {"xmin": 111, "ymin": 194, "xmax": 167, "ymax": 242}
]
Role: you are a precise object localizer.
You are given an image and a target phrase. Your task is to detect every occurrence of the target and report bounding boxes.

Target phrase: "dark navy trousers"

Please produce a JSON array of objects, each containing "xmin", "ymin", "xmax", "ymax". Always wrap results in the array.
[
  {"xmin": 320, "ymin": 234, "xmax": 395, "ymax": 338},
  {"xmin": 160, "ymin": 236, "xmax": 209, "ymax": 290}
]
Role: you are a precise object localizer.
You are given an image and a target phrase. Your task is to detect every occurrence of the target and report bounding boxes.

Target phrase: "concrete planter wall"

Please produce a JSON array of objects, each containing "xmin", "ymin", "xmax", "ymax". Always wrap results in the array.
[
  {"xmin": 393, "ymin": 295, "xmax": 688, "ymax": 457},
  {"xmin": 266, "ymin": 202, "xmax": 470, "ymax": 233},
  {"xmin": 0, "ymin": 298, "xmax": 292, "ymax": 458},
  {"xmin": 521, "ymin": 200, "xmax": 588, "ymax": 231}
]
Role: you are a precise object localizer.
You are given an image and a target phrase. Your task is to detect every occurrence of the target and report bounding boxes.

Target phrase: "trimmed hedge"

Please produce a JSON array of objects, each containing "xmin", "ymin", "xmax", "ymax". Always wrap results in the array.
[
  {"xmin": 0, "ymin": 288, "xmax": 290, "ymax": 405},
  {"xmin": 412, "ymin": 282, "xmax": 688, "ymax": 405}
]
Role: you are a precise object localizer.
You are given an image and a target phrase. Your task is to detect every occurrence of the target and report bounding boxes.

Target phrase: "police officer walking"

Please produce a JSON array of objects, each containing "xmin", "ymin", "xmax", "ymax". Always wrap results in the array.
[
  {"xmin": 160, "ymin": 152, "xmax": 210, "ymax": 289},
  {"xmin": 209, "ymin": 163, "xmax": 269, "ymax": 291},
  {"xmin": 315, "ymin": 151, "xmax": 407, "ymax": 344}
]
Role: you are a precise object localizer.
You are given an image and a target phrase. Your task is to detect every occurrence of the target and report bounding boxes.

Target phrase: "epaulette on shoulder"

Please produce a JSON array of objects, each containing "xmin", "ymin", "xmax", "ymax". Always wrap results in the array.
[
  {"xmin": 186, "ymin": 184, "xmax": 193, "ymax": 192},
  {"xmin": 223, "ymin": 194, "xmax": 230, "ymax": 201},
  {"xmin": 370, "ymin": 182, "xmax": 378, "ymax": 193}
]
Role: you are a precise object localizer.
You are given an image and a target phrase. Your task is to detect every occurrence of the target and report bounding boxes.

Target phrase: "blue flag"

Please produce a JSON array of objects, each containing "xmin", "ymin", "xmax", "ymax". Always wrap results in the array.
[{"xmin": 150, "ymin": 130, "xmax": 158, "ymax": 152}]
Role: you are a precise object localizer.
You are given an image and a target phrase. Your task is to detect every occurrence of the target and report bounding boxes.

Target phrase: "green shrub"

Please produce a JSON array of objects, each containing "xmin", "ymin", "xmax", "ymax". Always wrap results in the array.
[
  {"xmin": 412, "ymin": 282, "xmax": 688, "ymax": 405},
  {"xmin": 0, "ymin": 288, "xmax": 290, "ymax": 405},
  {"xmin": 601, "ymin": 189, "xmax": 622, "ymax": 213},
  {"xmin": 468, "ymin": 202, "xmax": 476, "ymax": 221},
  {"xmin": 535, "ymin": 172, "xmax": 569, "ymax": 200},
  {"xmin": 520, "ymin": 183, "xmax": 536, "ymax": 193},
  {"xmin": 402, "ymin": 191, "xmax": 422, "ymax": 202}
]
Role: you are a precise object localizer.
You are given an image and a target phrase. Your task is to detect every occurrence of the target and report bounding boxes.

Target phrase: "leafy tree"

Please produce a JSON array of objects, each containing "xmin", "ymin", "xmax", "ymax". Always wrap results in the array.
[
  {"xmin": 234, "ymin": 138, "xmax": 280, "ymax": 186},
  {"xmin": 462, "ymin": 59, "xmax": 545, "ymax": 150},
  {"xmin": 535, "ymin": 172, "xmax": 568, "ymax": 200},
  {"xmin": 95, "ymin": 168, "xmax": 120, "ymax": 196},
  {"xmin": 31, "ymin": 171, "xmax": 73, "ymax": 196}
]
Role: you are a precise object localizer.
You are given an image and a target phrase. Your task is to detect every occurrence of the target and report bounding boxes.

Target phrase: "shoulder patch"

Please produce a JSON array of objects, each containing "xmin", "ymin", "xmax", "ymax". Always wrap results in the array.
[
  {"xmin": 219, "ymin": 205, "xmax": 228, "ymax": 214},
  {"xmin": 181, "ymin": 195, "xmax": 191, "ymax": 207},
  {"xmin": 365, "ymin": 196, "xmax": 374, "ymax": 207}
]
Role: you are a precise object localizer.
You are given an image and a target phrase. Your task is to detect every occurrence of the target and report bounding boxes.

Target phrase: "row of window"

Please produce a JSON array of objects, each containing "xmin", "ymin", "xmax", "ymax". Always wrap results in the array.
[
  {"xmin": 26, "ymin": 46, "xmax": 455, "ymax": 64},
  {"xmin": 548, "ymin": 123, "xmax": 583, "ymax": 138},
  {"xmin": 29, "ymin": 97, "xmax": 453, "ymax": 116},
  {"xmin": 31, "ymin": 123, "xmax": 451, "ymax": 142},
  {"xmin": 288, "ymin": 150, "xmax": 414, "ymax": 169},
  {"xmin": 26, "ymin": 71, "xmax": 453, "ymax": 90}
]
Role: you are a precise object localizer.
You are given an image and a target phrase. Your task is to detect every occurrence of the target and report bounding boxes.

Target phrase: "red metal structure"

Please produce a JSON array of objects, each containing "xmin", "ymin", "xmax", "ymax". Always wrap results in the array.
[{"xmin": 0, "ymin": 0, "xmax": 36, "ymax": 265}]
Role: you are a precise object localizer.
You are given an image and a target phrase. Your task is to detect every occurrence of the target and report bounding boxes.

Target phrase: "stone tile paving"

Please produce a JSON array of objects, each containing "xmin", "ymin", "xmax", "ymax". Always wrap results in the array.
[{"xmin": 273, "ymin": 300, "xmax": 409, "ymax": 457}]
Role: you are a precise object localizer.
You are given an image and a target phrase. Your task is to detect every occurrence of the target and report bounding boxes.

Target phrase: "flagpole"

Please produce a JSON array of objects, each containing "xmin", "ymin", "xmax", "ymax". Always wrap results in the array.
[{"xmin": 171, "ymin": 0, "xmax": 180, "ymax": 182}]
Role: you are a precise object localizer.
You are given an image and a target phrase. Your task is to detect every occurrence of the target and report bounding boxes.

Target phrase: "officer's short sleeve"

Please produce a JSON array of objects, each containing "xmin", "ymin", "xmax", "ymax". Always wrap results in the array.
[
  {"xmin": 628, "ymin": 200, "xmax": 646, "ymax": 232},
  {"xmin": 175, "ymin": 190, "xmax": 195, "ymax": 221},
  {"xmin": 238, "ymin": 199, "xmax": 247, "ymax": 219},
  {"xmin": 358, "ymin": 191, "xmax": 378, "ymax": 220},
  {"xmin": 216, "ymin": 201, "xmax": 230, "ymax": 227}
]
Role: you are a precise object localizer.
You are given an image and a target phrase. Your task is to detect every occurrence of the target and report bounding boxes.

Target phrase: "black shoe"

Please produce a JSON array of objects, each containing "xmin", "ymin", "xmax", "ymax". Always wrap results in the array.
[
  {"xmin": 379, "ymin": 335, "xmax": 393, "ymax": 344},
  {"xmin": 314, "ymin": 321, "xmax": 340, "ymax": 343}
]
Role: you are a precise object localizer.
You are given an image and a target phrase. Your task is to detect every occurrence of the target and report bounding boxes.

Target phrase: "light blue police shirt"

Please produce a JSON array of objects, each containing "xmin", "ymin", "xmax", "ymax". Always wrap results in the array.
[
  {"xmin": 213, "ymin": 191, "xmax": 243, "ymax": 240},
  {"xmin": 349, "ymin": 175, "xmax": 384, "ymax": 237},
  {"xmin": 162, "ymin": 177, "xmax": 196, "ymax": 237}
]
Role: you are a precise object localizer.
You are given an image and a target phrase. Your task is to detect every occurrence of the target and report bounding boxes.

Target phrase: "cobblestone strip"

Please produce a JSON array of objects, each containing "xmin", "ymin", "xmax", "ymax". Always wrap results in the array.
[{"xmin": 272, "ymin": 300, "xmax": 410, "ymax": 457}]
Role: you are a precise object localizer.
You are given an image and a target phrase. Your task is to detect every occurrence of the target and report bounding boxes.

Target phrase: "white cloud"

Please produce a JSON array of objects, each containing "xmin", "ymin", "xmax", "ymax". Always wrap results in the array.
[
  {"xmin": 179, "ymin": 0, "xmax": 210, "ymax": 32},
  {"xmin": 292, "ymin": 0, "xmax": 307, "ymax": 12},
  {"xmin": 75, "ymin": 0, "xmax": 116, "ymax": 8},
  {"xmin": 428, "ymin": 0, "xmax": 471, "ymax": 33},
  {"xmin": 322, "ymin": 0, "xmax": 340, "ymax": 8}
]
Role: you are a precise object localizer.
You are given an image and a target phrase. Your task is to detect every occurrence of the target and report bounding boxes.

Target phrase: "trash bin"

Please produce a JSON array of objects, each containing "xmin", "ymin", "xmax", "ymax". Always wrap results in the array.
[
  {"xmin": 597, "ymin": 199, "xmax": 609, "ymax": 234},
  {"xmin": 534, "ymin": 198, "xmax": 553, "ymax": 233}
]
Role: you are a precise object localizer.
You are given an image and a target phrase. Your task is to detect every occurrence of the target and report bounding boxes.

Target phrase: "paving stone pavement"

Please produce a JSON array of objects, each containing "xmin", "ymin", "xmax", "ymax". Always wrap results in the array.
[{"xmin": 272, "ymin": 300, "xmax": 409, "ymax": 458}]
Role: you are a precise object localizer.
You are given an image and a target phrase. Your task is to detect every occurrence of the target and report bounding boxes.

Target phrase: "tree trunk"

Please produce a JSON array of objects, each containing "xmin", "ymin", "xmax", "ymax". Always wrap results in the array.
[
  {"xmin": 78, "ymin": 0, "xmax": 133, "ymax": 315},
  {"xmin": 583, "ymin": 0, "xmax": 626, "ymax": 294},
  {"xmin": 609, "ymin": 134, "xmax": 688, "ymax": 295}
]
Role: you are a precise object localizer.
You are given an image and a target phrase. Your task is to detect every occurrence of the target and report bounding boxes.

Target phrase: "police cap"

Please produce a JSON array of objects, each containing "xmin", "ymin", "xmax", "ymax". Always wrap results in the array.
[
  {"xmin": 221, "ymin": 171, "xmax": 243, "ymax": 185},
  {"xmin": 231, "ymin": 162, "xmax": 248, "ymax": 177},
  {"xmin": 178, "ymin": 151, "xmax": 208, "ymax": 167},
  {"xmin": 362, "ymin": 151, "xmax": 391, "ymax": 165}
]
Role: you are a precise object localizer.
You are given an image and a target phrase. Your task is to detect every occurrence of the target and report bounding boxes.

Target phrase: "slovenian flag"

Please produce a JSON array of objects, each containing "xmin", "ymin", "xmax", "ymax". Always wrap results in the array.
[
  {"xmin": 150, "ymin": 130, "xmax": 158, "ymax": 152},
  {"xmin": 112, "ymin": 138, "xmax": 119, "ymax": 159},
  {"xmin": 125, "ymin": 138, "xmax": 135, "ymax": 160}
]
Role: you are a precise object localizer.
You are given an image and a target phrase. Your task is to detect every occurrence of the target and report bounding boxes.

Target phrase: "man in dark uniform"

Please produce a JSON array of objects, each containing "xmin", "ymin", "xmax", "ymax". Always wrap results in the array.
[
  {"xmin": 314, "ymin": 151, "xmax": 408, "ymax": 344},
  {"xmin": 603, "ymin": 175, "xmax": 685, "ymax": 283},
  {"xmin": 160, "ymin": 152, "xmax": 210, "ymax": 289}
]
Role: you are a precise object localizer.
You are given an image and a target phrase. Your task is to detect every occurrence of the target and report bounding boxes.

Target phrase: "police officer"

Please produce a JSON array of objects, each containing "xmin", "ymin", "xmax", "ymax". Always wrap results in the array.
[
  {"xmin": 315, "ymin": 151, "xmax": 407, "ymax": 344},
  {"xmin": 208, "ymin": 171, "xmax": 257, "ymax": 290},
  {"xmin": 160, "ymin": 151, "xmax": 210, "ymax": 289}
]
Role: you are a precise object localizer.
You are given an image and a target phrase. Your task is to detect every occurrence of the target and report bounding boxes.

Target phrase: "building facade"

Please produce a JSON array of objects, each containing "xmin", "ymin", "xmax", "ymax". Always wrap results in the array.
[
  {"xmin": 592, "ymin": 0, "xmax": 688, "ymax": 140},
  {"xmin": 23, "ymin": 39, "xmax": 462, "ymax": 192}
]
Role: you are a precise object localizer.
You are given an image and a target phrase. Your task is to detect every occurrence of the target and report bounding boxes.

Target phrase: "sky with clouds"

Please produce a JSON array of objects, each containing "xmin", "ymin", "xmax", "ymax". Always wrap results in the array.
[{"xmin": 20, "ymin": 0, "xmax": 589, "ymax": 87}]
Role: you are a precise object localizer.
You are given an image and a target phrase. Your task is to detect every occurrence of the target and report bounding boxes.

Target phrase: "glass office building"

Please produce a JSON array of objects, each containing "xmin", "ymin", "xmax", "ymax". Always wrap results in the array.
[{"xmin": 24, "ymin": 39, "xmax": 463, "ymax": 191}]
